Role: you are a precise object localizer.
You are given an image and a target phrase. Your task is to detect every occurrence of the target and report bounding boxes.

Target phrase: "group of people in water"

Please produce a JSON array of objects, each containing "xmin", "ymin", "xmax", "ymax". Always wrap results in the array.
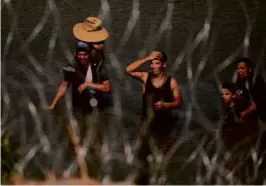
[{"xmin": 48, "ymin": 16, "xmax": 266, "ymax": 184}]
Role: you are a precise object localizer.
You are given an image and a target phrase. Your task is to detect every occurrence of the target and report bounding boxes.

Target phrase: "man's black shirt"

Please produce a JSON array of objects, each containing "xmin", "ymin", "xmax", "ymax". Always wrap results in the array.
[{"xmin": 63, "ymin": 62, "xmax": 110, "ymax": 115}]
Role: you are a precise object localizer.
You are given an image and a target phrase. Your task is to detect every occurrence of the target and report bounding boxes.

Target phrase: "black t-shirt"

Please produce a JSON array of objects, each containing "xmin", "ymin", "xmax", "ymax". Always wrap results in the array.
[
  {"xmin": 250, "ymin": 75, "xmax": 266, "ymax": 121},
  {"xmin": 236, "ymin": 75, "xmax": 266, "ymax": 121},
  {"xmin": 235, "ymin": 82, "xmax": 252, "ymax": 117},
  {"xmin": 63, "ymin": 62, "xmax": 110, "ymax": 114}
]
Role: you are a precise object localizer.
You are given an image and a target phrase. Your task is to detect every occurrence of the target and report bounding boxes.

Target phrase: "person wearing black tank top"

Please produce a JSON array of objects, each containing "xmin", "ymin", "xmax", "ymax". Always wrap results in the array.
[{"xmin": 126, "ymin": 51, "xmax": 182, "ymax": 184}]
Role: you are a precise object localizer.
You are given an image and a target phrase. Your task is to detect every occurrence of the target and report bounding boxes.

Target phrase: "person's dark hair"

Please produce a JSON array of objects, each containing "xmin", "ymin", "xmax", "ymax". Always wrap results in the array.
[
  {"xmin": 235, "ymin": 57, "xmax": 253, "ymax": 69},
  {"xmin": 235, "ymin": 57, "xmax": 255, "ymax": 88},
  {"xmin": 156, "ymin": 51, "xmax": 167, "ymax": 63},
  {"xmin": 221, "ymin": 82, "xmax": 237, "ymax": 94}
]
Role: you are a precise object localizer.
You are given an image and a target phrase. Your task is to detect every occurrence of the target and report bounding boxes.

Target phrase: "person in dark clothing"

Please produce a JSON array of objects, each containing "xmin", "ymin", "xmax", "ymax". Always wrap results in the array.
[
  {"xmin": 48, "ymin": 41, "xmax": 111, "ymax": 115},
  {"xmin": 235, "ymin": 57, "xmax": 266, "ymax": 123},
  {"xmin": 220, "ymin": 82, "xmax": 239, "ymax": 148},
  {"xmin": 126, "ymin": 51, "xmax": 182, "ymax": 184},
  {"xmin": 48, "ymin": 41, "xmax": 111, "ymax": 177},
  {"xmin": 220, "ymin": 82, "xmax": 258, "ymax": 148},
  {"xmin": 234, "ymin": 57, "xmax": 266, "ymax": 183},
  {"xmin": 48, "ymin": 16, "xmax": 111, "ymax": 178},
  {"xmin": 49, "ymin": 16, "xmax": 111, "ymax": 114},
  {"xmin": 220, "ymin": 82, "xmax": 259, "ymax": 183}
]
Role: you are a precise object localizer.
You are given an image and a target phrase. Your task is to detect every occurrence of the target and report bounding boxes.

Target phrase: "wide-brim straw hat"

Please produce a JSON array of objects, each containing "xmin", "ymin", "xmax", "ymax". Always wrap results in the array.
[{"xmin": 73, "ymin": 17, "xmax": 109, "ymax": 42}]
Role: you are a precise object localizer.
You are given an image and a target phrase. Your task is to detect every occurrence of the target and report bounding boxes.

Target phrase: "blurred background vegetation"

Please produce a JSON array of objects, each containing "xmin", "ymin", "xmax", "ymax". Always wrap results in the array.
[{"xmin": 1, "ymin": 131, "xmax": 20, "ymax": 184}]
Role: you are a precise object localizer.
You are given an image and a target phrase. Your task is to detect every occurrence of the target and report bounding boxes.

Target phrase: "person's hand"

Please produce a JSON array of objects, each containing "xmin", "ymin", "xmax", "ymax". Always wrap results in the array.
[
  {"xmin": 78, "ymin": 82, "xmax": 89, "ymax": 93},
  {"xmin": 154, "ymin": 101, "xmax": 165, "ymax": 110},
  {"xmin": 240, "ymin": 111, "xmax": 247, "ymax": 119},
  {"xmin": 147, "ymin": 51, "xmax": 163, "ymax": 61},
  {"xmin": 47, "ymin": 104, "xmax": 55, "ymax": 111}
]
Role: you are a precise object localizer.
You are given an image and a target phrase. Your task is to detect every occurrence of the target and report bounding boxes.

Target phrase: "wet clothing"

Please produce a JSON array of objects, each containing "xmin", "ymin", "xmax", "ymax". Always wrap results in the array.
[
  {"xmin": 222, "ymin": 79, "xmax": 259, "ymax": 146},
  {"xmin": 62, "ymin": 59, "xmax": 110, "ymax": 179},
  {"xmin": 222, "ymin": 103, "xmax": 258, "ymax": 149},
  {"xmin": 235, "ymin": 83, "xmax": 252, "ymax": 114},
  {"xmin": 221, "ymin": 80, "xmax": 260, "ymax": 181},
  {"xmin": 236, "ymin": 75, "xmax": 266, "ymax": 122},
  {"xmin": 142, "ymin": 73, "xmax": 175, "ymax": 137},
  {"xmin": 220, "ymin": 75, "xmax": 265, "ymax": 181},
  {"xmin": 135, "ymin": 73, "xmax": 177, "ymax": 185},
  {"xmin": 249, "ymin": 75, "xmax": 266, "ymax": 122},
  {"xmin": 221, "ymin": 98, "xmax": 259, "ymax": 182},
  {"xmin": 63, "ymin": 62, "xmax": 110, "ymax": 115}
]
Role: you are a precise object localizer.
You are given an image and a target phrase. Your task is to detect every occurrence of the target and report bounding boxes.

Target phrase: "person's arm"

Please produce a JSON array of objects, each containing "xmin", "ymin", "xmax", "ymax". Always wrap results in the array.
[
  {"xmin": 78, "ymin": 80, "xmax": 111, "ymax": 93},
  {"xmin": 154, "ymin": 78, "xmax": 182, "ymax": 110},
  {"xmin": 125, "ymin": 51, "xmax": 162, "ymax": 82},
  {"xmin": 78, "ymin": 66, "xmax": 111, "ymax": 93},
  {"xmin": 240, "ymin": 100, "xmax": 256, "ymax": 119},
  {"xmin": 48, "ymin": 81, "xmax": 69, "ymax": 110}
]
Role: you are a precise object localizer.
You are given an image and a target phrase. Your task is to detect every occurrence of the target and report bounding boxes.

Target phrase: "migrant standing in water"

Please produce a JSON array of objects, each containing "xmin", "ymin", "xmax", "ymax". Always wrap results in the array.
[
  {"xmin": 234, "ymin": 57, "xmax": 266, "ymax": 183},
  {"xmin": 220, "ymin": 82, "xmax": 258, "ymax": 148},
  {"xmin": 126, "ymin": 51, "xmax": 182, "ymax": 184},
  {"xmin": 220, "ymin": 82, "xmax": 260, "ymax": 183},
  {"xmin": 48, "ymin": 17, "xmax": 111, "ymax": 114},
  {"xmin": 234, "ymin": 57, "xmax": 266, "ymax": 123},
  {"xmin": 48, "ymin": 16, "xmax": 111, "ymax": 178}
]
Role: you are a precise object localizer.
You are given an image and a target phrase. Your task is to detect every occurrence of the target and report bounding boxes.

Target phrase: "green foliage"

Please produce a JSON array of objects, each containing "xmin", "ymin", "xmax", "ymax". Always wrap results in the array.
[{"xmin": 1, "ymin": 131, "xmax": 20, "ymax": 184}]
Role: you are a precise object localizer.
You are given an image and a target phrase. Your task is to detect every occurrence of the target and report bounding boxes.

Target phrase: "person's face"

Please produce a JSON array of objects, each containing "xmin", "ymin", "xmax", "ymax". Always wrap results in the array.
[
  {"xmin": 236, "ymin": 62, "xmax": 251, "ymax": 79},
  {"xmin": 221, "ymin": 88, "xmax": 234, "ymax": 105},
  {"xmin": 150, "ymin": 59, "xmax": 166, "ymax": 76},
  {"xmin": 76, "ymin": 51, "xmax": 89, "ymax": 65}
]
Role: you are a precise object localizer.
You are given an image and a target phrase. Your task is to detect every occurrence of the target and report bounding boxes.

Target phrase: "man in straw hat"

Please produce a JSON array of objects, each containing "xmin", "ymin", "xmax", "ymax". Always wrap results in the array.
[
  {"xmin": 48, "ymin": 16, "xmax": 111, "ymax": 114},
  {"xmin": 48, "ymin": 16, "xmax": 111, "ymax": 178},
  {"xmin": 73, "ymin": 16, "xmax": 109, "ymax": 43},
  {"xmin": 73, "ymin": 16, "xmax": 109, "ymax": 68}
]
